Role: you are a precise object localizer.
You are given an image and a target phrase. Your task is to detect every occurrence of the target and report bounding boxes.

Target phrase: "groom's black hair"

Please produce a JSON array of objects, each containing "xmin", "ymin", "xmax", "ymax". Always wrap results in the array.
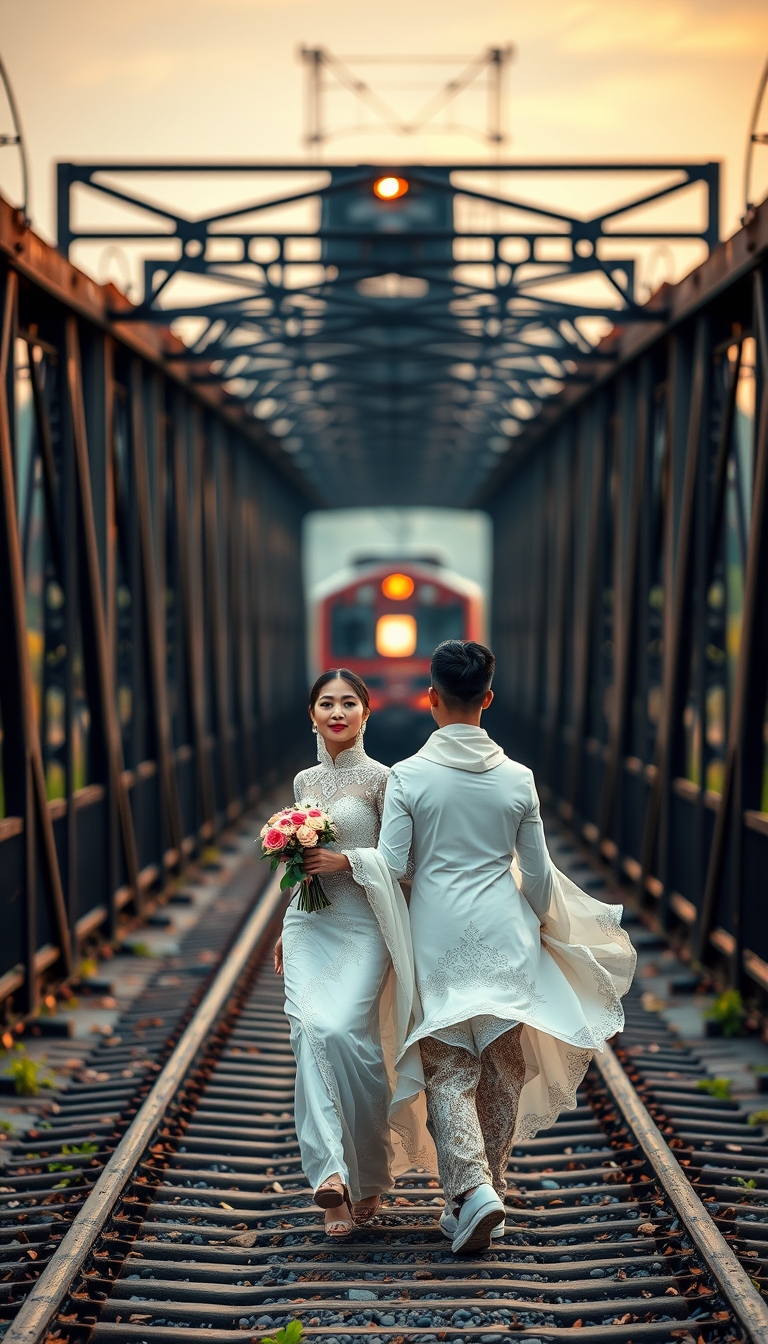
[{"xmin": 431, "ymin": 640, "xmax": 495, "ymax": 708}]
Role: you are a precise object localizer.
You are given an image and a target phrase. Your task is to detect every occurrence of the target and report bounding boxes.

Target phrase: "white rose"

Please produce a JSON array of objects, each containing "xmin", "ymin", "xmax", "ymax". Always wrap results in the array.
[
  {"xmin": 295, "ymin": 825, "xmax": 318, "ymax": 847},
  {"xmin": 305, "ymin": 815, "xmax": 325, "ymax": 831}
]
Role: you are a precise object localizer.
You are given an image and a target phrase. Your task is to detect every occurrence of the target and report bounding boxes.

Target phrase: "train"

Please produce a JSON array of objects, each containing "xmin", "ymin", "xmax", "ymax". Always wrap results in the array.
[{"xmin": 308, "ymin": 558, "xmax": 485, "ymax": 762}]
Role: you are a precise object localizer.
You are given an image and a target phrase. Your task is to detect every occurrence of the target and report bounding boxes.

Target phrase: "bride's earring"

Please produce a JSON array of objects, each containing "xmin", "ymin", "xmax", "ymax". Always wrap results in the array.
[
  {"xmin": 361, "ymin": 720, "xmax": 367, "ymax": 735},
  {"xmin": 311, "ymin": 724, "xmax": 318, "ymax": 735}
]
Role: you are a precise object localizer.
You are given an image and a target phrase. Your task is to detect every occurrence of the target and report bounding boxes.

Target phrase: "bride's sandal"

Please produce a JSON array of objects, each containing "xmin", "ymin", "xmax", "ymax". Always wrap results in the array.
[
  {"xmin": 325, "ymin": 1205, "xmax": 354, "ymax": 1238},
  {"xmin": 315, "ymin": 1179, "xmax": 354, "ymax": 1239},
  {"xmin": 314, "ymin": 1177, "xmax": 350, "ymax": 1210},
  {"xmin": 352, "ymin": 1195, "xmax": 380, "ymax": 1226}
]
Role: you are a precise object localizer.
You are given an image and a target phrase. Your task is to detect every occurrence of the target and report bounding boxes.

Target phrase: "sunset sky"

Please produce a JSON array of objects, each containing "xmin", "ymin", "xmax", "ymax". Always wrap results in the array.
[{"xmin": 1, "ymin": 0, "xmax": 766, "ymax": 255}]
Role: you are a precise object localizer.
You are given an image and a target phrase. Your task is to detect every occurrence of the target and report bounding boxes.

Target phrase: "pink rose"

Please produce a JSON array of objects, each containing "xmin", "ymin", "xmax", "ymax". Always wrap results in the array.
[
  {"xmin": 275, "ymin": 817, "xmax": 295, "ymax": 833},
  {"xmin": 264, "ymin": 827, "xmax": 288, "ymax": 851},
  {"xmin": 295, "ymin": 825, "xmax": 318, "ymax": 847},
  {"xmin": 290, "ymin": 811, "xmax": 308, "ymax": 825},
  {"xmin": 308, "ymin": 809, "xmax": 323, "ymax": 817}
]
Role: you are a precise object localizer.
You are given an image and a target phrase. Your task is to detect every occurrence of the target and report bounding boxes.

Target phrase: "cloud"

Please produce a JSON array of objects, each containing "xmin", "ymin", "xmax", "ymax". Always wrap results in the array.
[
  {"xmin": 68, "ymin": 49, "xmax": 182, "ymax": 90},
  {"xmin": 551, "ymin": 0, "xmax": 768, "ymax": 57}
]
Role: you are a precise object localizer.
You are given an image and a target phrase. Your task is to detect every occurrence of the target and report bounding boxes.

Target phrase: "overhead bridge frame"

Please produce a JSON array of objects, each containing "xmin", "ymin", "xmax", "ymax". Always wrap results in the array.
[
  {"xmin": 0, "ymin": 196, "xmax": 310, "ymax": 1015},
  {"xmin": 57, "ymin": 160, "xmax": 719, "ymax": 505}
]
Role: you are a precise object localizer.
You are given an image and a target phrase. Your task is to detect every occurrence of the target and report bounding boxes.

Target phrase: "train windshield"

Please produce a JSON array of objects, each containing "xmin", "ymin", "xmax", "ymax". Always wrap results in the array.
[
  {"xmin": 331, "ymin": 605, "xmax": 376, "ymax": 657},
  {"xmin": 415, "ymin": 605, "xmax": 463, "ymax": 654}
]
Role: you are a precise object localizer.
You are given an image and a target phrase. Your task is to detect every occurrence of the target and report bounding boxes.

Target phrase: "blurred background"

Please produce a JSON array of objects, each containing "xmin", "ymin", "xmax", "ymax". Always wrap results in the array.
[
  {"xmin": 1, "ymin": 0, "xmax": 767, "ymax": 241},
  {"xmin": 1, "ymin": 0, "xmax": 767, "ymax": 763}
]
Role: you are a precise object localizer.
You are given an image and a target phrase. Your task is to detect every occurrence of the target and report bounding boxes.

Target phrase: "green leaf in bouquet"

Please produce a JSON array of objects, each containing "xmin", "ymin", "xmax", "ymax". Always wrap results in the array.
[{"xmin": 280, "ymin": 861, "xmax": 305, "ymax": 891}]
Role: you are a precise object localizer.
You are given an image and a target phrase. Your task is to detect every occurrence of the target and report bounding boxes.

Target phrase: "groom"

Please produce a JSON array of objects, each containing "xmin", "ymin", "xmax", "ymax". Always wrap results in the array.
[{"xmin": 379, "ymin": 639, "xmax": 555, "ymax": 1255}]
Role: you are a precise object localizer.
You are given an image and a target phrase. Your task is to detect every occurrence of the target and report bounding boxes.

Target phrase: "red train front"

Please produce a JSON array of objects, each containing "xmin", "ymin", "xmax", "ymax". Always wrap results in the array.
[{"xmin": 313, "ymin": 561, "xmax": 484, "ymax": 760}]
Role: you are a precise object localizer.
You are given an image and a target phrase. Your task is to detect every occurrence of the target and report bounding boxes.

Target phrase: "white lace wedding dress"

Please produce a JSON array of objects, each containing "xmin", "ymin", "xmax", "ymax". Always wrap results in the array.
[{"xmin": 281, "ymin": 734, "xmax": 434, "ymax": 1203}]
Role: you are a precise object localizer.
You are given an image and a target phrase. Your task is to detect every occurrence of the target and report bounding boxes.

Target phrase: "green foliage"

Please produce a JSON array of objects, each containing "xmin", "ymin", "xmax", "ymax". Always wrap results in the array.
[
  {"xmin": 696, "ymin": 1077, "xmax": 733, "ymax": 1100},
  {"xmin": 0, "ymin": 1120, "xmax": 15, "ymax": 1135},
  {"xmin": 2, "ymin": 1048, "xmax": 53, "ymax": 1097},
  {"xmin": 748, "ymin": 1110, "xmax": 768, "ymax": 1127},
  {"xmin": 47, "ymin": 1144, "xmax": 96, "ymax": 1176},
  {"xmin": 261, "ymin": 1322, "xmax": 303, "ymax": 1344},
  {"xmin": 732, "ymin": 1176, "xmax": 757, "ymax": 1188},
  {"xmin": 280, "ymin": 860, "xmax": 306, "ymax": 892},
  {"xmin": 705, "ymin": 989, "xmax": 745, "ymax": 1037},
  {"xmin": 127, "ymin": 941, "xmax": 152, "ymax": 958}
]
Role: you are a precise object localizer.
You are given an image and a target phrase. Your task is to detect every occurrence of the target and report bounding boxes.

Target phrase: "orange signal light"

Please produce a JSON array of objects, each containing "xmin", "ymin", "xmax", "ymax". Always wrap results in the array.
[
  {"xmin": 373, "ymin": 175, "xmax": 409, "ymax": 201},
  {"xmin": 381, "ymin": 572, "xmax": 415, "ymax": 600}
]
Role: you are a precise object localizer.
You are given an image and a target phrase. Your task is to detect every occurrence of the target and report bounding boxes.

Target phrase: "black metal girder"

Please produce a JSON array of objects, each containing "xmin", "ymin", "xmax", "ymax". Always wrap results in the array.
[{"xmin": 57, "ymin": 160, "xmax": 720, "ymax": 505}]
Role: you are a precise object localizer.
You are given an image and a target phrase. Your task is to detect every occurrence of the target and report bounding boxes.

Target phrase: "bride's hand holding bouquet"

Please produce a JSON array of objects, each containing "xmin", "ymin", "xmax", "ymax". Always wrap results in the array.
[{"xmin": 260, "ymin": 804, "xmax": 346, "ymax": 912}]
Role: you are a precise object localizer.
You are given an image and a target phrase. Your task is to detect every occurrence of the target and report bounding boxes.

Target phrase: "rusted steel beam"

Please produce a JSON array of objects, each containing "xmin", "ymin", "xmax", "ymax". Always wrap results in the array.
[
  {"xmin": 171, "ymin": 398, "xmax": 215, "ymax": 838},
  {"xmin": 566, "ymin": 402, "xmax": 606, "ymax": 814},
  {"xmin": 203, "ymin": 426, "xmax": 237, "ymax": 814},
  {"xmin": 697, "ymin": 267, "xmax": 768, "ymax": 962},
  {"xmin": 129, "ymin": 358, "xmax": 184, "ymax": 860},
  {"xmin": 0, "ymin": 196, "xmax": 315, "ymax": 504},
  {"xmin": 65, "ymin": 317, "xmax": 143, "ymax": 920},
  {"xmin": 0, "ymin": 270, "xmax": 72, "ymax": 989},
  {"xmin": 639, "ymin": 318, "xmax": 708, "ymax": 909},
  {"xmin": 477, "ymin": 191, "xmax": 768, "ymax": 506},
  {"xmin": 25, "ymin": 338, "xmax": 63, "ymax": 578},
  {"xmin": 599, "ymin": 360, "xmax": 651, "ymax": 843}
]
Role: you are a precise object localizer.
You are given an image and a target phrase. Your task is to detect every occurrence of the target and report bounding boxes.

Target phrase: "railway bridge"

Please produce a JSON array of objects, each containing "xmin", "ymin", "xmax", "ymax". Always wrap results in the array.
[{"xmin": 0, "ymin": 157, "xmax": 767, "ymax": 1343}]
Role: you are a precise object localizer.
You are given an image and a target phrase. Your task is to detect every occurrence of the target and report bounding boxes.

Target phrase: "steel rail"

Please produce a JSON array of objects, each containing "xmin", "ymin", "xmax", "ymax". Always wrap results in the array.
[
  {"xmin": 6, "ymin": 877, "xmax": 768, "ymax": 1344},
  {"xmin": 594, "ymin": 1041, "xmax": 768, "ymax": 1343},
  {"xmin": 4, "ymin": 871, "xmax": 284, "ymax": 1344}
]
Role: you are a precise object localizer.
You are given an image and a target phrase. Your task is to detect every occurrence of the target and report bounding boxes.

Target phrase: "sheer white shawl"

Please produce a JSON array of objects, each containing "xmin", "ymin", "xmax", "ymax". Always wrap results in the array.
[
  {"xmin": 344, "ymin": 849, "xmax": 437, "ymax": 1175},
  {"xmin": 350, "ymin": 844, "xmax": 635, "ymax": 1163}
]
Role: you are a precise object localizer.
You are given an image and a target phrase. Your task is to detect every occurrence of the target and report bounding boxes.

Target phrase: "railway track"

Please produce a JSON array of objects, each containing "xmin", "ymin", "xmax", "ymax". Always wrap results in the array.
[{"xmin": 2, "ymin": 849, "xmax": 768, "ymax": 1344}]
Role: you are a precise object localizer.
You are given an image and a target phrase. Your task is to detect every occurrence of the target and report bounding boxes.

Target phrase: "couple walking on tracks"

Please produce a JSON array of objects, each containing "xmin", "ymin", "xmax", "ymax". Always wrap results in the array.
[{"xmin": 273, "ymin": 640, "xmax": 636, "ymax": 1253}]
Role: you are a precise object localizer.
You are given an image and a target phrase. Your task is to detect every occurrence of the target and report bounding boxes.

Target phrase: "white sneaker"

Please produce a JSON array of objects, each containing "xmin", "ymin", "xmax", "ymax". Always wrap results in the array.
[
  {"xmin": 440, "ymin": 1204, "xmax": 505, "ymax": 1241},
  {"xmin": 450, "ymin": 1184, "xmax": 506, "ymax": 1255}
]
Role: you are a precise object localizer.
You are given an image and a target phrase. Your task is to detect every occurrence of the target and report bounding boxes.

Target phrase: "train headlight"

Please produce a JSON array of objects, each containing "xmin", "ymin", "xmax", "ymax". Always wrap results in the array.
[
  {"xmin": 381, "ymin": 572, "xmax": 415, "ymax": 600},
  {"xmin": 376, "ymin": 614, "xmax": 417, "ymax": 658},
  {"xmin": 373, "ymin": 176, "xmax": 409, "ymax": 201}
]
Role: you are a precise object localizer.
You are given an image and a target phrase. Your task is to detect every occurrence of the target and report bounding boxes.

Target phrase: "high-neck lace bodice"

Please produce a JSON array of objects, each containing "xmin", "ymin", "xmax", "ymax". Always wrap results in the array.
[
  {"xmin": 293, "ymin": 735, "xmax": 390, "ymax": 906},
  {"xmin": 316, "ymin": 731, "xmax": 369, "ymax": 774}
]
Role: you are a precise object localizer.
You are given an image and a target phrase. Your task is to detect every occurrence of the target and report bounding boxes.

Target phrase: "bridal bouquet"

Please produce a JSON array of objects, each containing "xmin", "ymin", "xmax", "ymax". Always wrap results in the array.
[{"xmin": 259, "ymin": 804, "xmax": 337, "ymax": 912}]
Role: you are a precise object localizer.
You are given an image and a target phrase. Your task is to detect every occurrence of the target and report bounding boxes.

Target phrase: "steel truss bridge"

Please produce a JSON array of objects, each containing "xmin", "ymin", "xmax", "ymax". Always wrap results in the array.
[
  {"xmin": 0, "ymin": 156, "xmax": 766, "ymax": 1021},
  {"xmin": 57, "ymin": 160, "xmax": 718, "ymax": 503}
]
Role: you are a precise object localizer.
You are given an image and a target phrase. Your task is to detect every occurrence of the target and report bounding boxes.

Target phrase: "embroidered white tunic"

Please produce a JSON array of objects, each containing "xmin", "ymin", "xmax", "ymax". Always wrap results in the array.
[
  {"xmin": 282, "ymin": 736, "xmax": 433, "ymax": 1203},
  {"xmin": 378, "ymin": 723, "xmax": 636, "ymax": 1141}
]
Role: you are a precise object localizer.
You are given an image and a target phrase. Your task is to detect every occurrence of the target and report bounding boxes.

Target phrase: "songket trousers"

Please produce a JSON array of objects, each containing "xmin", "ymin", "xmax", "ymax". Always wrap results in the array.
[{"xmin": 420, "ymin": 1025, "xmax": 526, "ymax": 1205}]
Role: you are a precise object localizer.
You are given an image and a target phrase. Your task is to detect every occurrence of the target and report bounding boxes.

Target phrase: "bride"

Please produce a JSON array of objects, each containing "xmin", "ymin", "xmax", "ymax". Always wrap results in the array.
[{"xmin": 273, "ymin": 669, "xmax": 432, "ymax": 1238}]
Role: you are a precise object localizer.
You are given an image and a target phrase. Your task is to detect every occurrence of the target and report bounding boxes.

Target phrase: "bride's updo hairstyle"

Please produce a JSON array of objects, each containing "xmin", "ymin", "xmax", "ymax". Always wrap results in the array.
[
  {"xmin": 431, "ymin": 640, "xmax": 495, "ymax": 709},
  {"xmin": 308, "ymin": 668, "xmax": 371, "ymax": 717}
]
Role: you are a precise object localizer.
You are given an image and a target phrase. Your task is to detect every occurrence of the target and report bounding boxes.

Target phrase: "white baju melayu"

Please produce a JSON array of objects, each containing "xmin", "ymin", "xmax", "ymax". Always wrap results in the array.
[
  {"xmin": 281, "ymin": 734, "xmax": 434, "ymax": 1204},
  {"xmin": 378, "ymin": 723, "xmax": 636, "ymax": 1148}
]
